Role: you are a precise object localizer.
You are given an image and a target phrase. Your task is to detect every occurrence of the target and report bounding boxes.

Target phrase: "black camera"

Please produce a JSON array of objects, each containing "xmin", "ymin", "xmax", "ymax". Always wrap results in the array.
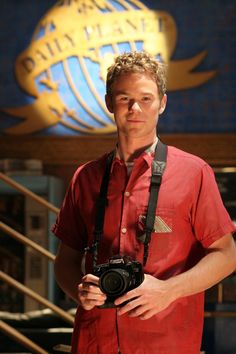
[{"xmin": 93, "ymin": 255, "xmax": 144, "ymax": 308}]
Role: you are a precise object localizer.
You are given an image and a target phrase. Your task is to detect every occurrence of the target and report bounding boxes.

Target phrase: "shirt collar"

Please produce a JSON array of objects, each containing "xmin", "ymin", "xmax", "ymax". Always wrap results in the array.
[
  {"xmin": 115, "ymin": 137, "xmax": 158, "ymax": 160},
  {"xmin": 112, "ymin": 137, "xmax": 158, "ymax": 172}
]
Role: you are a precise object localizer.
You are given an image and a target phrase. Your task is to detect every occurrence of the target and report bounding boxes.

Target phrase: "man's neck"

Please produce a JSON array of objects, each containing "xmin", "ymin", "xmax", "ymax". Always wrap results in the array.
[{"xmin": 117, "ymin": 134, "xmax": 158, "ymax": 162}]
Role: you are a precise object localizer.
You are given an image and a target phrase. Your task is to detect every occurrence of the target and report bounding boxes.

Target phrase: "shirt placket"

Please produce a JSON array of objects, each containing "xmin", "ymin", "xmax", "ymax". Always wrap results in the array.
[
  {"xmin": 119, "ymin": 188, "xmax": 130, "ymax": 255},
  {"xmin": 119, "ymin": 156, "xmax": 151, "ymax": 256}
]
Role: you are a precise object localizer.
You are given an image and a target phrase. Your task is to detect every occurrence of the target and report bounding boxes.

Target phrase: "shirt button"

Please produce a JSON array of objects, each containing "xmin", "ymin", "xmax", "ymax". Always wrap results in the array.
[
  {"xmin": 121, "ymin": 227, "xmax": 127, "ymax": 234},
  {"xmin": 124, "ymin": 191, "xmax": 130, "ymax": 197}
]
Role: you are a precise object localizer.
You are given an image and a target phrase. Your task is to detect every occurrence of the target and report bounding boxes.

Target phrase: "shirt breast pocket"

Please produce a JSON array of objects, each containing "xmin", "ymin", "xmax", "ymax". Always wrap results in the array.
[{"xmin": 136, "ymin": 207, "xmax": 174, "ymax": 261}]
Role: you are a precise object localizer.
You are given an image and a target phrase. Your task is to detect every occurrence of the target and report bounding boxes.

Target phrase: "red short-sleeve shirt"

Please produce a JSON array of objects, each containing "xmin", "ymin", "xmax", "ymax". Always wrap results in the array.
[{"xmin": 52, "ymin": 146, "xmax": 235, "ymax": 354}]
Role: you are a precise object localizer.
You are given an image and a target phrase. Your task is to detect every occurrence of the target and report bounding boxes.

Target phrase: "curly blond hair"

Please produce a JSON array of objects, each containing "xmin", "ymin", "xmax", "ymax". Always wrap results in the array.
[{"xmin": 106, "ymin": 51, "xmax": 167, "ymax": 98}]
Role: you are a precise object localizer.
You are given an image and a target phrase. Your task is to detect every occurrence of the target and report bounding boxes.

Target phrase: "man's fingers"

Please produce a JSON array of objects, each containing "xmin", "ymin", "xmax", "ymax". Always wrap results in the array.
[
  {"xmin": 82, "ymin": 274, "xmax": 100, "ymax": 285},
  {"xmin": 116, "ymin": 296, "xmax": 141, "ymax": 315},
  {"xmin": 78, "ymin": 276, "xmax": 106, "ymax": 310},
  {"xmin": 77, "ymin": 273, "xmax": 107, "ymax": 310},
  {"xmin": 79, "ymin": 289, "xmax": 106, "ymax": 310},
  {"xmin": 82, "ymin": 298, "xmax": 105, "ymax": 310},
  {"xmin": 139, "ymin": 310, "xmax": 155, "ymax": 320},
  {"xmin": 81, "ymin": 282, "xmax": 102, "ymax": 293},
  {"xmin": 80, "ymin": 289, "xmax": 106, "ymax": 300},
  {"xmin": 127, "ymin": 304, "xmax": 150, "ymax": 317},
  {"xmin": 115, "ymin": 288, "xmax": 139, "ymax": 306}
]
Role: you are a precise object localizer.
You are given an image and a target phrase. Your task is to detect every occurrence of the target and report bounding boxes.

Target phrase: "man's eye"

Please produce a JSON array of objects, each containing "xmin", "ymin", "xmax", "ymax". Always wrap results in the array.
[
  {"xmin": 115, "ymin": 96, "xmax": 128, "ymax": 103},
  {"xmin": 142, "ymin": 96, "xmax": 151, "ymax": 101}
]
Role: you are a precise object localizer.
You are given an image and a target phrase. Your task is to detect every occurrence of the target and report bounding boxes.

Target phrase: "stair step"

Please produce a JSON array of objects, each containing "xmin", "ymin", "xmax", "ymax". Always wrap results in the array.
[{"xmin": 0, "ymin": 328, "xmax": 72, "ymax": 353}]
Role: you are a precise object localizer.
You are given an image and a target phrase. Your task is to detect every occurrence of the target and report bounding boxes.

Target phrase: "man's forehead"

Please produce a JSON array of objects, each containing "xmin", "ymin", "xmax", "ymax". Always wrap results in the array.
[
  {"xmin": 112, "ymin": 73, "xmax": 158, "ymax": 94},
  {"xmin": 114, "ymin": 89, "xmax": 156, "ymax": 96}
]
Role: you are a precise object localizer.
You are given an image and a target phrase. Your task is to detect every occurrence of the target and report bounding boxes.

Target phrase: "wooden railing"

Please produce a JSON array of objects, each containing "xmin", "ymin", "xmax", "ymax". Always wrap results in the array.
[{"xmin": 0, "ymin": 172, "xmax": 59, "ymax": 214}]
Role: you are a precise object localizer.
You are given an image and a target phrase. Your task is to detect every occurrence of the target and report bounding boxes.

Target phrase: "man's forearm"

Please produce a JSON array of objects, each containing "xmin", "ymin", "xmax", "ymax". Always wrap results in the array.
[
  {"xmin": 168, "ymin": 234, "xmax": 236, "ymax": 300},
  {"xmin": 54, "ymin": 243, "xmax": 84, "ymax": 303},
  {"xmin": 54, "ymin": 263, "xmax": 83, "ymax": 303}
]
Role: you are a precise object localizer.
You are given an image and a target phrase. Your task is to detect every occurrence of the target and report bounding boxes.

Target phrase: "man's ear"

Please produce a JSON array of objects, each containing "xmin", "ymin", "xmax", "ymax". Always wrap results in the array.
[
  {"xmin": 159, "ymin": 94, "xmax": 167, "ymax": 114},
  {"xmin": 105, "ymin": 94, "xmax": 113, "ymax": 113}
]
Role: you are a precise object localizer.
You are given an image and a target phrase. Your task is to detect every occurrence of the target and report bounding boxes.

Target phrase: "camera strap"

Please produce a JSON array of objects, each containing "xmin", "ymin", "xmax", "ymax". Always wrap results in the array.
[
  {"xmin": 143, "ymin": 139, "xmax": 167, "ymax": 265},
  {"xmin": 89, "ymin": 138, "xmax": 167, "ymax": 269},
  {"xmin": 89, "ymin": 151, "xmax": 114, "ymax": 269}
]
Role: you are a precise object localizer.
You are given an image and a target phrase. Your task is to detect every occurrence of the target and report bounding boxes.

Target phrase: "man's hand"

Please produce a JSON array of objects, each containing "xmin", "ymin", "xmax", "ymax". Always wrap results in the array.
[
  {"xmin": 114, "ymin": 274, "xmax": 175, "ymax": 320},
  {"xmin": 78, "ymin": 274, "xmax": 107, "ymax": 310}
]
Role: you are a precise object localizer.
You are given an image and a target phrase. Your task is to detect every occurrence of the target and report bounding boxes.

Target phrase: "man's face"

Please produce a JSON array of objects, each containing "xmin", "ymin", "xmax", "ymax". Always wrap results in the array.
[{"xmin": 105, "ymin": 72, "xmax": 167, "ymax": 139}]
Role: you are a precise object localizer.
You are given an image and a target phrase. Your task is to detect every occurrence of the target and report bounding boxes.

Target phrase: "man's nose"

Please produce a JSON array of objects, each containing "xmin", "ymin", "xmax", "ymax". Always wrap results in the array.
[{"xmin": 129, "ymin": 100, "xmax": 141, "ymax": 112}]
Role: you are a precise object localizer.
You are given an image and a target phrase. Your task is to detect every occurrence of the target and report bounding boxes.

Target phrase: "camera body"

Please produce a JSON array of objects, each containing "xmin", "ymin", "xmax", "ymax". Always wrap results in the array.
[{"xmin": 94, "ymin": 255, "xmax": 144, "ymax": 308}]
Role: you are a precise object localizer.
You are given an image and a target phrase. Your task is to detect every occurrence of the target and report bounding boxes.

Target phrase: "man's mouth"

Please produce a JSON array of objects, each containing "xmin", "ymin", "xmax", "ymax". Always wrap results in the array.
[
  {"xmin": 127, "ymin": 119, "xmax": 144, "ymax": 123},
  {"xmin": 127, "ymin": 115, "xmax": 144, "ymax": 123}
]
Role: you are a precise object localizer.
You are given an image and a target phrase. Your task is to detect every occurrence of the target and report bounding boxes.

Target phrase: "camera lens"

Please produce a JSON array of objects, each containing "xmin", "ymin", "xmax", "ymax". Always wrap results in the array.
[{"xmin": 99, "ymin": 269, "xmax": 130, "ymax": 296}]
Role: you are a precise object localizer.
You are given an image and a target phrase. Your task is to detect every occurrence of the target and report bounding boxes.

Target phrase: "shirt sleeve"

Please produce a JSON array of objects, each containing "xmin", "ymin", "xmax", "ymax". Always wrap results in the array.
[
  {"xmin": 191, "ymin": 163, "xmax": 235, "ymax": 248},
  {"xmin": 52, "ymin": 173, "xmax": 87, "ymax": 252}
]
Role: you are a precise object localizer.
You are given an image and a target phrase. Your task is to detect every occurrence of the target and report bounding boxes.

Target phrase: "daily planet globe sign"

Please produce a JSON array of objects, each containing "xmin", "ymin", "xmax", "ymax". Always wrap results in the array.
[{"xmin": 4, "ymin": 0, "xmax": 215, "ymax": 136}]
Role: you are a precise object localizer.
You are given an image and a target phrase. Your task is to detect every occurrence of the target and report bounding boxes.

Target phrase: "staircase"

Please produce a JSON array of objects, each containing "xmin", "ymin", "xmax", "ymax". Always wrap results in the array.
[{"xmin": 0, "ymin": 309, "xmax": 73, "ymax": 353}]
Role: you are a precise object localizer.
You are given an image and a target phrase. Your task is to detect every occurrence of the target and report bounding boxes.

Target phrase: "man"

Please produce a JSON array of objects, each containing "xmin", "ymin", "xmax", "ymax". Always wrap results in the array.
[{"xmin": 53, "ymin": 51, "xmax": 236, "ymax": 354}]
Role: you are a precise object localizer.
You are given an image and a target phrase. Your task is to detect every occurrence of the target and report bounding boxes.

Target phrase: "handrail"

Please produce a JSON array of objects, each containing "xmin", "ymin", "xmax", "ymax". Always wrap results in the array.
[
  {"xmin": 0, "ymin": 271, "xmax": 74, "ymax": 325},
  {"xmin": 0, "ymin": 172, "xmax": 60, "ymax": 214},
  {"xmin": 0, "ymin": 320, "xmax": 49, "ymax": 354},
  {"xmin": 0, "ymin": 221, "xmax": 55, "ymax": 261},
  {"xmin": 213, "ymin": 167, "xmax": 236, "ymax": 173},
  {"xmin": 204, "ymin": 311, "xmax": 236, "ymax": 318}
]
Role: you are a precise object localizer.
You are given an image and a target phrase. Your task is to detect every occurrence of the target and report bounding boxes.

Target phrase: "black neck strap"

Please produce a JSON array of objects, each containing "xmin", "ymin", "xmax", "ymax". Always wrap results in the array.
[
  {"xmin": 89, "ymin": 151, "xmax": 114, "ymax": 269},
  {"xmin": 143, "ymin": 140, "xmax": 167, "ymax": 265},
  {"xmin": 88, "ymin": 139, "xmax": 167, "ymax": 269}
]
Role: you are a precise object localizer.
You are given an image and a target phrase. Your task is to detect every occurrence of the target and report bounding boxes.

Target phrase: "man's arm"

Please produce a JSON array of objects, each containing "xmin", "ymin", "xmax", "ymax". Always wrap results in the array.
[
  {"xmin": 54, "ymin": 242, "xmax": 84, "ymax": 303},
  {"xmin": 168, "ymin": 233, "xmax": 236, "ymax": 297},
  {"xmin": 54, "ymin": 242, "xmax": 106, "ymax": 307},
  {"xmin": 115, "ymin": 233, "xmax": 236, "ymax": 319}
]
